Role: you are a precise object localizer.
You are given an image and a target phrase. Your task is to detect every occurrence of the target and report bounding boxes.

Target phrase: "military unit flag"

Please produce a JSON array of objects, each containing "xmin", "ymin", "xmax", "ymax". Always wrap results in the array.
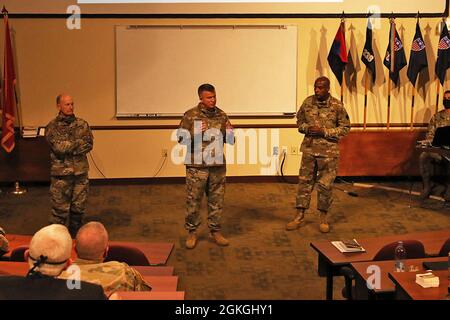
[
  {"xmin": 1, "ymin": 9, "xmax": 16, "ymax": 153},
  {"xmin": 383, "ymin": 21, "xmax": 407, "ymax": 85},
  {"xmin": 361, "ymin": 18, "xmax": 376, "ymax": 83},
  {"xmin": 435, "ymin": 22, "xmax": 450, "ymax": 85},
  {"xmin": 407, "ymin": 22, "xmax": 428, "ymax": 86},
  {"xmin": 327, "ymin": 21, "xmax": 348, "ymax": 85}
]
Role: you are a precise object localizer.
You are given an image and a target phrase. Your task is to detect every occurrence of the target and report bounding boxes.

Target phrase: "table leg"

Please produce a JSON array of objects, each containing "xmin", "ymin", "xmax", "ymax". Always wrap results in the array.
[{"xmin": 326, "ymin": 271, "xmax": 333, "ymax": 300}]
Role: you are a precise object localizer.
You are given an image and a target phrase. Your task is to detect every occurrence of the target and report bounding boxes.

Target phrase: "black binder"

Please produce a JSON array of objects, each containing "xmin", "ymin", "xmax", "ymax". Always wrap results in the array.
[
  {"xmin": 431, "ymin": 126, "xmax": 450, "ymax": 149},
  {"xmin": 422, "ymin": 261, "xmax": 448, "ymax": 271}
]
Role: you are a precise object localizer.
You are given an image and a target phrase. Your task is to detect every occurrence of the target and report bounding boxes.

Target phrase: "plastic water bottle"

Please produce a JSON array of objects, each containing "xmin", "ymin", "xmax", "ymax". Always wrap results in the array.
[{"xmin": 394, "ymin": 241, "xmax": 407, "ymax": 272}]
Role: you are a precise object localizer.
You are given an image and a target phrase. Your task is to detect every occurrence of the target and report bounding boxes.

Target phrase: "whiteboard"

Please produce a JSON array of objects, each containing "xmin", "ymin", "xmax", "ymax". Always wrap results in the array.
[{"xmin": 115, "ymin": 25, "xmax": 298, "ymax": 117}]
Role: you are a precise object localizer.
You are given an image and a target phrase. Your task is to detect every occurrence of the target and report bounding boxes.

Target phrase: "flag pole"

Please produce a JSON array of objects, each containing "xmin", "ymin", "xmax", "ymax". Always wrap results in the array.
[
  {"xmin": 435, "ymin": 79, "xmax": 440, "ymax": 114},
  {"xmin": 340, "ymin": 14, "xmax": 345, "ymax": 103},
  {"xmin": 387, "ymin": 78, "xmax": 391, "ymax": 130},
  {"xmin": 387, "ymin": 16, "xmax": 395, "ymax": 130},
  {"xmin": 363, "ymin": 69, "xmax": 368, "ymax": 130},
  {"xmin": 410, "ymin": 84, "xmax": 415, "ymax": 129}
]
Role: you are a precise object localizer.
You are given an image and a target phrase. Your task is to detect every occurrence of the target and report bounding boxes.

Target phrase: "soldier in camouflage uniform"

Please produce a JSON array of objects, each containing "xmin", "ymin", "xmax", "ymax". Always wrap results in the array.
[
  {"xmin": 45, "ymin": 94, "xmax": 93, "ymax": 237},
  {"xmin": 286, "ymin": 77, "xmax": 350, "ymax": 233},
  {"xmin": 58, "ymin": 222, "xmax": 151, "ymax": 297},
  {"xmin": 0, "ymin": 226, "xmax": 9, "ymax": 257},
  {"xmin": 419, "ymin": 90, "xmax": 450, "ymax": 200},
  {"xmin": 177, "ymin": 84, "xmax": 234, "ymax": 249}
]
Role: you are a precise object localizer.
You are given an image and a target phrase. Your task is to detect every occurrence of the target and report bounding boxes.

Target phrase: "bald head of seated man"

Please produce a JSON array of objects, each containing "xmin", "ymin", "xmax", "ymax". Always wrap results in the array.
[{"xmin": 58, "ymin": 221, "xmax": 151, "ymax": 297}]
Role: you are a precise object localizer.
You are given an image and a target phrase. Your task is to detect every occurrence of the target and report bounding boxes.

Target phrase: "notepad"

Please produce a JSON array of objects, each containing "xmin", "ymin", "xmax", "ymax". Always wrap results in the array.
[{"xmin": 331, "ymin": 239, "xmax": 366, "ymax": 253}]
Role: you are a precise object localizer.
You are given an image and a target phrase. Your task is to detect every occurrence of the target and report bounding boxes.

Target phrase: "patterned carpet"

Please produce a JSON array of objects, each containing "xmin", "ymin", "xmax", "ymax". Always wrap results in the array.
[{"xmin": 0, "ymin": 180, "xmax": 449, "ymax": 299}]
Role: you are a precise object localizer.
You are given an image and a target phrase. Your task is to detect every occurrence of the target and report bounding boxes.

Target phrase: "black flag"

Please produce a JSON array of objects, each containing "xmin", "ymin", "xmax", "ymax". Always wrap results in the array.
[
  {"xmin": 435, "ymin": 22, "xmax": 450, "ymax": 85},
  {"xmin": 407, "ymin": 22, "xmax": 428, "ymax": 86},
  {"xmin": 383, "ymin": 21, "xmax": 407, "ymax": 84},
  {"xmin": 361, "ymin": 18, "xmax": 376, "ymax": 82}
]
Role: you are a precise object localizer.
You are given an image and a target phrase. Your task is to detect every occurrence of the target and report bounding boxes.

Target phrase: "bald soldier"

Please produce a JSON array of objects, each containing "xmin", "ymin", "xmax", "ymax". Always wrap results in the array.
[
  {"xmin": 286, "ymin": 77, "xmax": 350, "ymax": 233},
  {"xmin": 58, "ymin": 222, "xmax": 151, "ymax": 297},
  {"xmin": 45, "ymin": 94, "xmax": 93, "ymax": 237}
]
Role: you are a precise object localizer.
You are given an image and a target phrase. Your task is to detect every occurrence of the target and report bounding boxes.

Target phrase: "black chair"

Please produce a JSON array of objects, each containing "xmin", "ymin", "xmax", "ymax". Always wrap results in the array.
[
  {"xmin": 104, "ymin": 244, "xmax": 150, "ymax": 266},
  {"xmin": 341, "ymin": 240, "xmax": 426, "ymax": 300},
  {"xmin": 9, "ymin": 245, "xmax": 28, "ymax": 262},
  {"xmin": 438, "ymin": 237, "xmax": 450, "ymax": 257}
]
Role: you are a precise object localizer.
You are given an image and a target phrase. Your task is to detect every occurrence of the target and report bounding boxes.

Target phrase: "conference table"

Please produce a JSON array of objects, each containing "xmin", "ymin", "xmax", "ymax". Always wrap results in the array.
[
  {"xmin": 310, "ymin": 229, "xmax": 450, "ymax": 300},
  {"xmin": 389, "ymin": 270, "xmax": 449, "ymax": 300},
  {"xmin": 350, "ymin": 257, "xmax": 447, "ymax": 299},
  {"xmin": 4, "ymin": 234, "xmax": 174, "ymax": 266}
]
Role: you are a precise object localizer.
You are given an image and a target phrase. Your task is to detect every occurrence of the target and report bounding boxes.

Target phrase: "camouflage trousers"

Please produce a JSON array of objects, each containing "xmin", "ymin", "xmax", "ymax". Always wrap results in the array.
[
  {"xmin": 296, "ymin": 153, "xmax": 338, "ymax": 212},
  {"xmin": 419, "ymin": 151, "xmax": 447, "ymax": 180},
  {"xmin": 185, "ymin": 166, "xmax": 226, "ymax": 232},
  {"xmin": 419, "ymin": 151, "xmax": 450, "ymax": 194},
  {"xmin": 49, "ymin": 174, "xmax": 89, "ymax": 235}
]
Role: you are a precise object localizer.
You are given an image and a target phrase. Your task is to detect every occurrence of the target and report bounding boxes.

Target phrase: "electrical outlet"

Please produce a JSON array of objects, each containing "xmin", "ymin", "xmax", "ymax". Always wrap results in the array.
[
  {"xmin": 273, "ymin": 146, "xmax": 279, "ymax": 156},
  {"xmin": 290, "ymin": 145, "xmax": 298, "ymax": 155},
  {"xmin": 162, "ymin": 149, "xmax": 168, "ymax": 157},
  {"xmin": 281, "ymin": 146, "xmax": 288, "ymax": 155}
]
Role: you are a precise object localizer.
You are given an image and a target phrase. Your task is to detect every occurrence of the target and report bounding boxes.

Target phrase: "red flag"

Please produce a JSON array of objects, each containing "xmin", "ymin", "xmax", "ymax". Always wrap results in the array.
[
  {"xmin": 327, "ymin": 21, "xmax": 348, "ymax": 85},
  {"xmin": 1, "ymin": 8, "xmax": 16, "ymax": 153}
]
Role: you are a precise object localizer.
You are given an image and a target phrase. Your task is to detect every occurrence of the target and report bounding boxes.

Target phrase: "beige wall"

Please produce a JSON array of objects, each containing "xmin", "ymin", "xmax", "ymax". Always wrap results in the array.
[{"xmin": 1, "ymin": 14, "xmax": 449, "ymax": 178}]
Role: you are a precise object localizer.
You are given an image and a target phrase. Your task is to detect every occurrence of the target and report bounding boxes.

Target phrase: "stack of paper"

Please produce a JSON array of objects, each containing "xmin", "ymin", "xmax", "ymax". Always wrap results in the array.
[
  {"xmin": 415, "ymin": 272, "xmax": 440, "ymax": 288},
  {"xmin": 22, "ymin": 126, "xmax": 38, "ymax": 138},
  {"xmin": 331, "ymin": 239, "xmax": 365, "ymax": 253}
]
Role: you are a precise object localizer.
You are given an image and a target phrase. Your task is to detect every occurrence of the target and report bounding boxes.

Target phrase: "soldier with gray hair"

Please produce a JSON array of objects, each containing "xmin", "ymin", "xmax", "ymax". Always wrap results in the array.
[
  {"xmin": 58, "ymin": 221, "xmax": 151, "ymax": 297},
  {"xmin": 45, "ymin": 94, "xmax": 93, "ymax": 237},
  {"xmin": 0, "ymin": 224, "xmax": 106, "ymax": 299},
  {"xmin": 286, "ymin": 76, "xmax": 350, "ymax": 233}
]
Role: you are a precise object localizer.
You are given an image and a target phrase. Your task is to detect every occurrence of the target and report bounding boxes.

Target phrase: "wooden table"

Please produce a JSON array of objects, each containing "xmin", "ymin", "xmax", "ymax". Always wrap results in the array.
[
  {"xmin": 351, "ymin": 257, "xmax": 447, "ymax": 300},
  {"xmin": 4, "ymin": 234, "xmax": 174, "ymax": 266},
  {"xmin": 389, "ymin": 270, "xmax": 449, "ymax": 300},
  {"xmin": 110, "ymin": 291, "xmax": 185, "ymax": 300},
  {"xmin": 310, "ymin": 229, "xmax": 450, "ymax": 300}
]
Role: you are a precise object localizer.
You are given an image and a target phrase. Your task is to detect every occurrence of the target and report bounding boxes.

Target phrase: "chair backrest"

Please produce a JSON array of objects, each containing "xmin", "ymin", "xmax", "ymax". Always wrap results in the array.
[
  {"xmin": 373, "ymin": 240, "xmax": 426, "ymax": 261},
  {"xmin": 9, "ymin": 245, "xmax": 28, "ymax": 262},
  {"xmin": 104, "ymin": 244, "xmax": 150, "ymax": 266},
  {"xmin": 438, "ymin": 237, "xmax": 450, "ymax": 257}
]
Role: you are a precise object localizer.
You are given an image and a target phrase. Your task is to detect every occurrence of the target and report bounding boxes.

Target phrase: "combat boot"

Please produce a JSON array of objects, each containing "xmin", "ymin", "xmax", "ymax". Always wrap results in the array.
[
  {"xmin": 210, "ymin": 231, "xmax": 229, "ymax": 246},
  {"xmin": 319, "ymin": 211, "xmax": 330, "ymax": 233},
  {"xmin": 185, "ymin": 231, "xmax": 197, "ymax": 249},
  {"xmin": 286, "ymin": 210, "xmax": 305, "ymax": 231}
]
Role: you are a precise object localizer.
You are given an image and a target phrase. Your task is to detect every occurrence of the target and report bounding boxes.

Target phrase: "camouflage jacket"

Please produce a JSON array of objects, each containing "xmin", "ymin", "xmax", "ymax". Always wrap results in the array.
[
  {"xmin": 425, "ymin": 110, "xmax": 450, "ymax": 143},
  {"xmin": 58, "ymin": 259, "xmax": 152, "ymax": 297},
  {"xmin": 0, "ymin": 227, "xmax": 8, "ymax": 254},
  {"xmin": 297, "ymin": 95, "xmax": 350, "ymax": 157},
  {"xmin": 178, "ymin": 103, "xmax": 234, "ymax": 167},
  {"xmin": 45, "ymin": 113, "xmax": 93, "ymax": 176}
]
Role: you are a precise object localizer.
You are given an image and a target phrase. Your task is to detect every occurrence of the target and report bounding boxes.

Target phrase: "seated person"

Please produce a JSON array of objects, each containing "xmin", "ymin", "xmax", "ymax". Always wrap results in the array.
[
  {"xmin": 0, "ymin": 226, "xmax": 9, "ymax": 257},
  {"xmin": 0, "ymin": 224, "xmax": 106, "ymax": 300},
  {"xmin": 58, "ymin": 221, "xmax": 152, "ymax": 297},
  {"xmin": 419, "ymin": 90, "xmax": 450, "ymax": 200}
]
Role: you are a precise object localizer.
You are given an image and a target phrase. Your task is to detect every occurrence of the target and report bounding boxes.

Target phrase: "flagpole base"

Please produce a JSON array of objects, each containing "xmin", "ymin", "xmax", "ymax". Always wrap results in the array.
[{"xmin": 9, "ymin": 181, "xmax": 27, "ymax": 195}]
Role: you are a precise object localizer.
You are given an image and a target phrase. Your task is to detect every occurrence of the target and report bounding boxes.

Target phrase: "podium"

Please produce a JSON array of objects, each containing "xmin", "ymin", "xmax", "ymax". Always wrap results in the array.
[{"xmin": 0, "ymin": 137, "xmax": 50, "ymax": 183}]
